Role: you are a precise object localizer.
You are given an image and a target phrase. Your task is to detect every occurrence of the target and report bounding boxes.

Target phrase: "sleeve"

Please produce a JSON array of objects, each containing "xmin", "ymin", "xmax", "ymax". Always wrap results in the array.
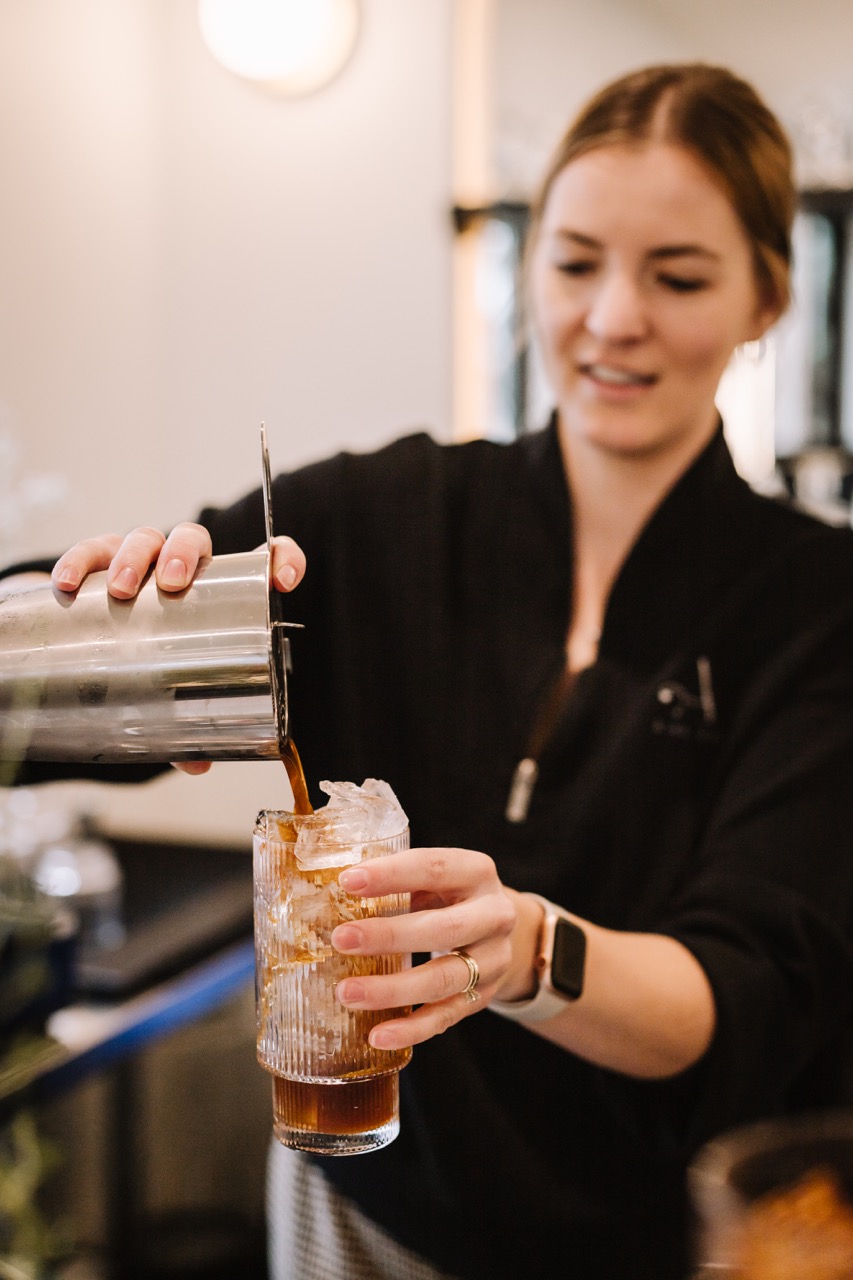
[
  {"xmin": 0, "ymin": 557, "xmax": 56, "ymax": 579},
  {"xmin": 659, "ymin": 576, "xmax": 853, "ymax": 1139},
  {"xmin": 196, "ymin": 432, "xmax": 456, "ymax": 804},
  {"xmin": 195, "ymin": 430, "xmax": 445, "ymax": 632}
]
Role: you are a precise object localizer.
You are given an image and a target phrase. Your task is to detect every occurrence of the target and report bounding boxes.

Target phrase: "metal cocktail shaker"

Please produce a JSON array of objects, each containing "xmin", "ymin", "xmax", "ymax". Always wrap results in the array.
[{"xmin": 0, "ymin": 429, "xmax": 298, "ymax": 765}]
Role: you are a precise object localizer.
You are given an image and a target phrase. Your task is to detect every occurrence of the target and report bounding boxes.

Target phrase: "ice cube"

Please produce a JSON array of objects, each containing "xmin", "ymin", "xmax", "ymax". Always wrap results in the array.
[
  {"xmin": 360, "ymin": 778, "xmax": 409, "ymax": 839},
  {"xmin": 292, "ymin": 779, "xmax": 408, "ymax": 871},
  {"xmin": 319, "ymin": 778, "xmax": 409, "ymax": 842},
  {"xmin": 293, "ymin": 804, "xmax": 366, "ymax": 871}
]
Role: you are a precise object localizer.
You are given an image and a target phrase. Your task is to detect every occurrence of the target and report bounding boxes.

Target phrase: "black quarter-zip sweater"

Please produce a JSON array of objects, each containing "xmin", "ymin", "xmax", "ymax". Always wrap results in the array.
[{"xmin": 11, "ymin": 420, "xmax": 853, "ymax": 1278}]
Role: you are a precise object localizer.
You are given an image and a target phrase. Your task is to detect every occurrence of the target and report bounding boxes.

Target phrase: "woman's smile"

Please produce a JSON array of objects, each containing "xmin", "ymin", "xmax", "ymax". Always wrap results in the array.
[{"xmin": 578, "ymin": 361, "xmax": 658, "ymax": 395}]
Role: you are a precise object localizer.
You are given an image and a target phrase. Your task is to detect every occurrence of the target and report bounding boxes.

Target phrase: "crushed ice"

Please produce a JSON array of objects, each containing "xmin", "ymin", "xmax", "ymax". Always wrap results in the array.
[{"xmin": 293, "ymin": 778, "xmax": 408, "ymax": 872}]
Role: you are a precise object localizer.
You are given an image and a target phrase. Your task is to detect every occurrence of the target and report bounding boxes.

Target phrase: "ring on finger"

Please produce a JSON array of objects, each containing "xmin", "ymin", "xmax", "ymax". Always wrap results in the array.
[{"xmin": 450, "ymin": 948, "xmax": 481, "ymax": 1004}]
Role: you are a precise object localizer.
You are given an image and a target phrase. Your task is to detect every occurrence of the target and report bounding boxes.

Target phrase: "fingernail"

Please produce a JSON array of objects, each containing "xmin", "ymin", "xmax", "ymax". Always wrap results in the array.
[
  {"xmin": 339, "ymin": 868, "xmax": 368, "ymax": 892},
  {"xmin": 369, "ymin": 1027, "xmax": 395, "ymax": 1050},
  {"xmin": 160, "ymin": 558, "xmax": 187, "ymax": 588},
  {"xmin": 113, "ymin": 567, "xmax": 138, "ymax": 594},
  {"xmin": 337, "ymin": 980, "xmax": 365, "ymax": 1004},
  {"xmin": 55, "ymin": 566, "xmax": 80, "ymax": 590},
  {"xmin": 332, "ymin": 925, "xmax": 363, "ymax": 952},
  {"xmin": 277, "ymin": 564, "xmax": 297, "ymax": 590}
]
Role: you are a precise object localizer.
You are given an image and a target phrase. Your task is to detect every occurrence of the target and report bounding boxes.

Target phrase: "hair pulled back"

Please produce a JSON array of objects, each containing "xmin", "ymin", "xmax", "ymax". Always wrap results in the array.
[{"xmin": 530, "ymin": 64, "xmax": 795, "ymax": 313}]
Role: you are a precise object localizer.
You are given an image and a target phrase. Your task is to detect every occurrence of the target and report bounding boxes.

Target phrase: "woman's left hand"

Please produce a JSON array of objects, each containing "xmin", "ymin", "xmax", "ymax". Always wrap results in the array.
[{"xmin": 332, "ymin": 846, "xmax": 521, "ymax": 1050}]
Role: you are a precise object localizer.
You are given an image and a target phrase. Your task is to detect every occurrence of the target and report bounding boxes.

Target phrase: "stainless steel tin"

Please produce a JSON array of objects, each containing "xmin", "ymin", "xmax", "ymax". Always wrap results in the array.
[{"xmin": 0, "ymin": 548, "xmax": 293, "ymax": 764}]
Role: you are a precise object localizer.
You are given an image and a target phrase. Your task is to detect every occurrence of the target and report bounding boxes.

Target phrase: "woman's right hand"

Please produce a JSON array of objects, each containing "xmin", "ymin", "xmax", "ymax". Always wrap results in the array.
[
  {"xmin": 51, "ymin": 523, "xmax": 307, "ymax": 776},
  {"xmin": 51, "ymin": 523, "xmax": 306, "ymax": 599}
]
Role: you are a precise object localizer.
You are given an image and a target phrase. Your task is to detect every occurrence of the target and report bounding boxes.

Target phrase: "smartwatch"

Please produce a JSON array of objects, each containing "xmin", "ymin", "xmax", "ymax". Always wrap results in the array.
[{"xmin": 490, "ymin": 895, "xmax": 587, "ymax": 1024}]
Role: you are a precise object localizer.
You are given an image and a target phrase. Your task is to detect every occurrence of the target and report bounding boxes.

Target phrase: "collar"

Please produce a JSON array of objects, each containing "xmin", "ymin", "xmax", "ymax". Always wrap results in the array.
[{"xmin": 524, "ymin": 414, "xmax": 757, "ymax": 675}]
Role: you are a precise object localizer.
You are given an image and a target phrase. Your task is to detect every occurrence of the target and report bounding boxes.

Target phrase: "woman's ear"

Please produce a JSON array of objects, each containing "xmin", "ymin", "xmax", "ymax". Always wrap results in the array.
[{"xmin": 746, "ymin": 286, "xmax": 785, "ymax": 343}]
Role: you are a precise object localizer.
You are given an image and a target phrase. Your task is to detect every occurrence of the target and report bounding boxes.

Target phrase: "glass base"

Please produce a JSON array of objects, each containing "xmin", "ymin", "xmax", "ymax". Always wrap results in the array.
[
  {"xmin": 273, "ymin": 1116, "xmax": 400, "ymax": 1156},
  {"xmin": 271, "ymin": 1071, "xmax": 400, "ymax": 1156}
]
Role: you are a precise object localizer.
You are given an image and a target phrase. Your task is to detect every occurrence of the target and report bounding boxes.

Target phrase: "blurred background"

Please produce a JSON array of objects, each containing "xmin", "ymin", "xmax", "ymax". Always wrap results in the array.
[{"xmin": 1, "ymin": 2, "xmax": 852, "ymax": 1276}]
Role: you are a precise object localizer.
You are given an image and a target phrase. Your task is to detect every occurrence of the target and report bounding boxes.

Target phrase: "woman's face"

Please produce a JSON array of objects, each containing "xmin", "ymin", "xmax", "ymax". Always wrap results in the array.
[{"xmin": 529, "ymin": 141, "xmax": 778, "ymax": 463}]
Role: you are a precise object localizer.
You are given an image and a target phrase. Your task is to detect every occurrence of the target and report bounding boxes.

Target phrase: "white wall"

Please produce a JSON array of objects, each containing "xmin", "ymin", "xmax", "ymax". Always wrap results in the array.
[
  {"xmin": 0, "ymin": 0, "xmax": 453, "ymax": 842},
  {"xmin": 492, "ymin": 0, "xmax": 853, "ymax": 196},
  {"xmin": 492, "ymin": 0, "xmax": 689, "ymax": 196},
  {"xmin": 0, "ymin": 0, "xmax": 454, "ymax": 560},
  {"xmin": 632, "ymin": 0, "xmax": 853, "ymax": 132}
]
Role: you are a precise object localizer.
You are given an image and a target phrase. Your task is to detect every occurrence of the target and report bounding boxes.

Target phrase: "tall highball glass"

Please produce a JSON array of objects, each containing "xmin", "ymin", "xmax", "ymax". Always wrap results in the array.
[{"xmin": 253, "ymin": 808, "xmax": 411, "ymax": 1156}]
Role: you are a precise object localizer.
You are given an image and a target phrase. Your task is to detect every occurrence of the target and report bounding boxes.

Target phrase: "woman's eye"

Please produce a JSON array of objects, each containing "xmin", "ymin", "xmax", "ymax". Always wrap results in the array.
[
  {"xmin": 555, "ymin": 260, "xmax": 596, "ymax": 277},
  {"xmin": 659, "ymin": 274, "xmax": 707, "ymax": 293}
]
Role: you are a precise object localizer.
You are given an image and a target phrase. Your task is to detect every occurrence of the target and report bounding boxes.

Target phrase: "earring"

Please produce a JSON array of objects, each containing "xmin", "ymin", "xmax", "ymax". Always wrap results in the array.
[{"xmin": 736, "ymin": 338, "xmax": 767, "ymax": 363}]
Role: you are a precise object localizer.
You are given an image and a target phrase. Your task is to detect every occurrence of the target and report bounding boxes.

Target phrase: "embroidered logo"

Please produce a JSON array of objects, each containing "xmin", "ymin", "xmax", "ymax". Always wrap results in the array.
[{"xmin": 652, "ymin": 656, "xmax": 719, "ymax": 742}]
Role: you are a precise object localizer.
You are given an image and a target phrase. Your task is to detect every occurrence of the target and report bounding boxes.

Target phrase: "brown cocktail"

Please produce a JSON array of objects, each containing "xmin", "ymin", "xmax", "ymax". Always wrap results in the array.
[{"xmin": 253, "ymin": 781, "xmax": 411, "ymax": 1155}]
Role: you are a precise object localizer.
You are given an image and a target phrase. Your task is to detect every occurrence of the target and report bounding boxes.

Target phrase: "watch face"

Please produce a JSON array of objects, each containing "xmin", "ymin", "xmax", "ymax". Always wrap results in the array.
[{"xmin": 551, "ymin": 918, "xmax": 586, "ymax": 1000}]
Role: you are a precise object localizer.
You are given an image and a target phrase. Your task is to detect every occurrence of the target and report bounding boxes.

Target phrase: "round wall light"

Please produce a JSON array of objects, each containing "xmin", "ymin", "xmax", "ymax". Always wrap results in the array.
[{"xmin": 198, "ymin": 0, "xmax": 360, "ymax": 97}]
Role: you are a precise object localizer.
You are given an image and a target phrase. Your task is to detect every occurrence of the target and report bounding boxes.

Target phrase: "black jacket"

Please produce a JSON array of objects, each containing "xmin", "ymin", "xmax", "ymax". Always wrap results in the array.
[{"xmin": 194, "ymin": 420, "xmax": 853, "ymax": 1279}]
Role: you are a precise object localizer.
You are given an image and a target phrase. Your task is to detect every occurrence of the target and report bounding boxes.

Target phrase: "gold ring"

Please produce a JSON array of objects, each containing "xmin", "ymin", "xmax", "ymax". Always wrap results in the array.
[{"xmin": 450, "ymin": 948, "xmax": 481, "ymax": 1003}]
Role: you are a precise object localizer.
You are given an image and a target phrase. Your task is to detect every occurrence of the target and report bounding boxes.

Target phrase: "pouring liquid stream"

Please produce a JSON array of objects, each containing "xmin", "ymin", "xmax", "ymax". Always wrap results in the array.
[{"xmin": 282, "ymin": 736, "xmax": 313, "ymax": 815}]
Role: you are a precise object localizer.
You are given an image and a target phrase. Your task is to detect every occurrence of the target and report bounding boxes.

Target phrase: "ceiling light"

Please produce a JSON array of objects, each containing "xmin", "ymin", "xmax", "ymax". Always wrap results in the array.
[{"xmin": 198, "ymin": 0, "xmax": 360, "ymax": 97}]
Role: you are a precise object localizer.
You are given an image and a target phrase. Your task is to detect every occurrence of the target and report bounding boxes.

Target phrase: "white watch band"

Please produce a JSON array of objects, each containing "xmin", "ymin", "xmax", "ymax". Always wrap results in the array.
[{"xmin": 489, "ymin": 894, "xmax": 576, "ymax": 1024}]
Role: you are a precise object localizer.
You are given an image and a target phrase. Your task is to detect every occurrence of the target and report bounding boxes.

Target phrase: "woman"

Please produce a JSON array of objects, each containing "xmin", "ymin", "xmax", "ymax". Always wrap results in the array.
[{"xmin": 12, "ymin": 63, "xmax": 853, "ymax": 1279}]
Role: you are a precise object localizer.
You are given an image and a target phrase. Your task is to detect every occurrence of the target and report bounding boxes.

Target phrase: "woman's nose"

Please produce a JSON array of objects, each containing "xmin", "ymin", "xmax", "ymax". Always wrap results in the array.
[{"xmin": 584, "ymin": 272, "xmax": 648, "ymax": 342}]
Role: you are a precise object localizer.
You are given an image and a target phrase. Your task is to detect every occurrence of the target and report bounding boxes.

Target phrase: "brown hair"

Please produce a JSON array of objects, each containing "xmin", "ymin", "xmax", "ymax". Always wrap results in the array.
[{"xmin": 529, "ymin": 63, "xmax": 795, "ymax": 314}]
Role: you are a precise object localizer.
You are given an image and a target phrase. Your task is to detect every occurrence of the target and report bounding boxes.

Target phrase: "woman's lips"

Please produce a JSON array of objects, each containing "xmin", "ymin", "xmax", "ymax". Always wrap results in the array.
[{"xmin": 580, "ymin": 362, "xmax": 657, "ymax": 388}]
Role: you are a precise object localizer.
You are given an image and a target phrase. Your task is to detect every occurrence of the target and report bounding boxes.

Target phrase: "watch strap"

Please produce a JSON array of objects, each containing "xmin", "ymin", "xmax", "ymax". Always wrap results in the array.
[{"xmin": 489, "ymin": 894, "xmax": 583, "ymax": 1024}]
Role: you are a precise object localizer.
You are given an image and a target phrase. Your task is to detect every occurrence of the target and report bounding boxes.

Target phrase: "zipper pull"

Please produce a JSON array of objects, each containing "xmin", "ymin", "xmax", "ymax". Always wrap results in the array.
[
  {"xmin": 696, "ymin": 655, "xmax": 717, "ymax": 725},
  {"xmin": 505, "ymin": 757, "xmax": 539, "ymax": 824}
]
